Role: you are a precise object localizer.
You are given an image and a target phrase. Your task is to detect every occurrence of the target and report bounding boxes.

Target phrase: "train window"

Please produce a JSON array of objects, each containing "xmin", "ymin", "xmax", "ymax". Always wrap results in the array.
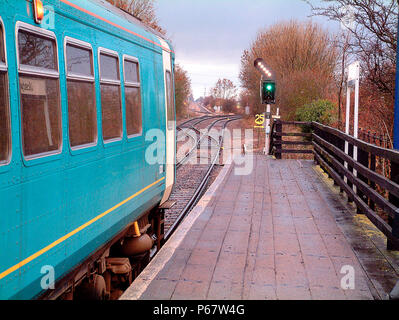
[
  {"xmin": 0, "ymin": 22, "xmax": 10, "ymax": 164},
  {"xmin": 125, "ymin": 87, "xmax": 142, "ymax": 136},
  {"xmin": 17, "ymin": 25, "xmax": 61, "ymax": 158},
  {"xmin": 124, "ymin": 58, "xmax": 142, "ymax": 136},
  {"xmin": 65, "ymin": 39, "xmax": 97, "ymax": 148},
  {"xmin": 124, "ymin": 60, "xmax": 139, "ymax": 83},
  {"xmin": 165, "ymin": 71, "xmax": 175, "ymax": 130},
  {"xmin": 99, "ymin": 50, "xmax": 122, "ymax": 141},
  {"xmin": 18, "ymin": 30, "xmax": 57, "ymax": 71},
  {"xmin": 101, "ymin": 84, "xmax": 122, "ymax": 141},
  {"xmin": 100, "ymin": 53, "xmax": 119, "ymax": 81},
  {"xmin": 66, "ymin": 44, "xmax": 93, "ymax": 77},
  {"xmin": 0, "ymin": 73, "xmax": 9, "ymax": 163},
  {"xmin": 20, "ymin": 76, "xmax": 61, "ymax": 157}
]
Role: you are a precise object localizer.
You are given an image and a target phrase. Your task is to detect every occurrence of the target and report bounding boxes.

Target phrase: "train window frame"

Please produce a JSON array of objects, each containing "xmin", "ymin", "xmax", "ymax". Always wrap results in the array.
[
  {"xmin": 64, "ymin": 37, "xmax": 95, "ymax": 81},
  {"xmin": 0, "ymin": 18, "xmax": 7, "ymax": 70},
  {"xmin": 64, "ymin": 37, "xmax": 98, "ymax": 151},
  {"xmin": 98, "ymin": 48, "xmax": 120, "ymax": 84},
  {"xmin": 15, "ymin": 21, "xmax": 63, "ymax": 160},
  {"xmin": 16, "ymin": 22, "xmax": 60, "ymax": 79},
  {"xmin": 98, "ymin": 47, "xmax": 123, "ymax": 144},
  {"xmin": 123, "ymin": 54, "xmax": 143, "ymax": 139},
  {"xmin": 0, "ymin": 17, "xmax": 11, "ymax": 167}
]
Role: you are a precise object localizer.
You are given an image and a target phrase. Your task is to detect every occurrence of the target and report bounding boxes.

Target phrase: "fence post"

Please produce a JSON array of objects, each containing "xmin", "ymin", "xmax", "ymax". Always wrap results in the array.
[
  {"xmin": 347, "ymin": 143, "xmax": 354, "ymax": 203},
  {"xmin": 331, "ymin": 133, "xmax": 340, "ymax": 186},
  {"xmin": 369, "ymin": 154, "xmax": 376, "ymax": 211},
  {"xmin": 313, "ymin": 124, "xmax": 319, "ymax": 166},
  {"xmin": 388, "ymin": 162, "xmax": 399, "ymax": 251},
  {"xmin": 357, "ymin": 148, "xmax": 369, "ymax": 214},
  {"xmin": 393, "ymin": 211, "xmax": 399, "ymax": 239},
  {"xmin": 275, "ymin": 120, "xmax": 282, "ymax": 160}
]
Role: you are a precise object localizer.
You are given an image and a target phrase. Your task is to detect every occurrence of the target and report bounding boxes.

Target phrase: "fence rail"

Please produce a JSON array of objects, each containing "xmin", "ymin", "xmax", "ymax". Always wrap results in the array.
[
  {"xmin": 358, "ymin": 128, "xmax": 391, "ymax": 149},
  {"xmin": 270, "ymin": 121, "xmax": 313, "ymax": 159},
  {"xmin": 270, "ymin": 120, "xmax": 399, "ymax": 251}
]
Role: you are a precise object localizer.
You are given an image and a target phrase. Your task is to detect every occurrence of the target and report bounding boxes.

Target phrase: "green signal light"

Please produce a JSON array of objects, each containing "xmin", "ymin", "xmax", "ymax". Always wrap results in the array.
[
  {"xmin": 261, "ymin": 80, "xmax": 276, "ymax": 104},
  {"xmin": 264, "ymin": 83, "xmax": 274, "ymax": 91}
]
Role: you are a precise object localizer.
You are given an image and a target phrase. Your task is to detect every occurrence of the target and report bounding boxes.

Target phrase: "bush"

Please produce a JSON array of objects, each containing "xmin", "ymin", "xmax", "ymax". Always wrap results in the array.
[{"xmin": 295, "ymin": 99, "xmax": 336, "ymax": 125}]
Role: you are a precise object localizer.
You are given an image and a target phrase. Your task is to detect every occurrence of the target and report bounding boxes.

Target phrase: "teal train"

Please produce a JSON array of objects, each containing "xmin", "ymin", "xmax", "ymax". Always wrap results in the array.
[{"xmin": 0, "ymin": 0, "xmax": 176, "ymax": 299}]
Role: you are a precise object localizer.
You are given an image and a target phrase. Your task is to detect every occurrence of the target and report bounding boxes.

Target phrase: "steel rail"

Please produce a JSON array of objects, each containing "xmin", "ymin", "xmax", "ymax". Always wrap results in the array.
[
  {"xmin": 177, "ymin": 115, "xmax": 210, "ymax": 129},
  {"xmin": 176, "ymin": 117, "xmax": 227, "ymax": 169},
  {"xmin": 176, "ymin": 116, "xmax": 241, "ymax": 169},
  {"xmin": 164, "ymin": 116, "xmax": 241, "ymax": 241},
  {"xmin": 177, "ymin": 114, "xmax": 234, "ymax": 130}
]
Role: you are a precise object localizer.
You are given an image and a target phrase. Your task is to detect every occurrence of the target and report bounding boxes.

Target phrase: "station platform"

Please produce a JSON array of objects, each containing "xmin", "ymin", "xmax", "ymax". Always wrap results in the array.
[{"xmin": 121, "ymin": 156, "xmax": 399, "ymax": 300}]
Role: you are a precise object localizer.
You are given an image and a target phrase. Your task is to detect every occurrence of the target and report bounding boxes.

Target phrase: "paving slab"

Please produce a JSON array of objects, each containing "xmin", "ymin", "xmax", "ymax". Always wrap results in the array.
[{"xmin": 121, "ymin": 156, "xmax": 399, "ymax": 300}]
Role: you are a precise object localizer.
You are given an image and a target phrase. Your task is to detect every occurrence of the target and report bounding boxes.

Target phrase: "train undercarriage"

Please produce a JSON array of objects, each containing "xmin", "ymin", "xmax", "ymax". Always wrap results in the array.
[{"xmin": 39, "ymin": 205, "xmax": 167, "ymax": 301}]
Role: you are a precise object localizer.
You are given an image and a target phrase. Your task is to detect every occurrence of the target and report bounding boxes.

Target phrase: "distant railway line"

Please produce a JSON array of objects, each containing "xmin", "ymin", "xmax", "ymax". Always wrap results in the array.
[{"xmin": 164, "ymin": 115, "xmax": 241, "ymax": 240}]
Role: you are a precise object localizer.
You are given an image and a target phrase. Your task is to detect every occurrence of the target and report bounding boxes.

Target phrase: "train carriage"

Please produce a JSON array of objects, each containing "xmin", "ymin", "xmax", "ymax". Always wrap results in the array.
[{"xmin": 0, "ymin": 0, "xmax": 175, "ymax": 300}]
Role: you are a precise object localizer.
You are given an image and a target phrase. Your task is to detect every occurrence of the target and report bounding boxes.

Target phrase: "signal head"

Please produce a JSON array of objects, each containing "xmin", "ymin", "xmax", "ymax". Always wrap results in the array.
[
  {"xmin": 254, "ymin": 58, "xmax": 274, "ymax": 79},
  {"xmin": 261, "ymin": 80, "xmax": 276, "ymax": 105}
]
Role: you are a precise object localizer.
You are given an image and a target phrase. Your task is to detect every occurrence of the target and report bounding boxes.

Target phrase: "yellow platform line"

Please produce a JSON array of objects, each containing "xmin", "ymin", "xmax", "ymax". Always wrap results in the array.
[{"xmin": 0, "ymin": 177, "xmax": 165, "ymax": 281}]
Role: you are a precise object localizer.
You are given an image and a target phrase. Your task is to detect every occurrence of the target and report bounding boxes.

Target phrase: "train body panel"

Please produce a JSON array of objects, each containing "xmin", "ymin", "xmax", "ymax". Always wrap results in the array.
[
  {"xmin": 158, "ymin": 38, "xmax": 175, "ymax": 204},
  {"xmin": 0, "ymin": 0, "xmax": 175, "ymax": 299}
]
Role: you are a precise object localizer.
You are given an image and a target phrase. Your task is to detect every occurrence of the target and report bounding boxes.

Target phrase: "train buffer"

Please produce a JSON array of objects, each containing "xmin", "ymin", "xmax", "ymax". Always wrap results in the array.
[{"xmin": 121, "ymin": 152, "xmax": 399, "ymax": 300}]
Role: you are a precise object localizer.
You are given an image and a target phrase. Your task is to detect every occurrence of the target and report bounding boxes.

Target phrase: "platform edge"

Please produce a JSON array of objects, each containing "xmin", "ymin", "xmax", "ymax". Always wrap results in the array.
[{"xmin": 120, "ymin": 159, "xmax": 234, "ymax": 300}]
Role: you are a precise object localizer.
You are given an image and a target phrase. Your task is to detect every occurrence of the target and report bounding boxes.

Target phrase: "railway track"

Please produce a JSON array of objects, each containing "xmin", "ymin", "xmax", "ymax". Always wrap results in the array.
[
  {"xmin": 164, "ymin": 115, "xmax": 242, "ymax": 240},
  {"xmin": 177, "ymin": 116, "xmax": 228, "ymax": 169},
  {"xmin": 111, "ymin": 115, "xmax": 240, "ymax": 300},
  {"xmin": 177, "ymin": 114, "xmax": 234, "ymax": 130}
]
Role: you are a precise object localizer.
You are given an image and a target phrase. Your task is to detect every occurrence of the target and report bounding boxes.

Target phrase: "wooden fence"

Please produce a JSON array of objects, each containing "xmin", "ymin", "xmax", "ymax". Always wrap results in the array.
[{"xmin": 270, "ymin": 120, "xmax": 399, "ymax": 250}]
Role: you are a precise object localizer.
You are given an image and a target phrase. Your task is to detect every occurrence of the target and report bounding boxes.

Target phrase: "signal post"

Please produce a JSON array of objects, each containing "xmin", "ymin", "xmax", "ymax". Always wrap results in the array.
[{"xmin": 254, "ymin": 59, "xmax": 276, "ymax": 154}]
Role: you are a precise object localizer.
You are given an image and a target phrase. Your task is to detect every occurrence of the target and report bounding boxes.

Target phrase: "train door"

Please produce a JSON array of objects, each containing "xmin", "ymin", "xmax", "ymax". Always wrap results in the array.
[{"xmin": 158, "ymin": 38, "xmax": 175, "ymax": 204}]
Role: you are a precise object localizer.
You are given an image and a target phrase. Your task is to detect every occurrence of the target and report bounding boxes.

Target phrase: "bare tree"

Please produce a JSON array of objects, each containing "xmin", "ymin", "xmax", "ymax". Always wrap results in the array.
[
  {"xmin": 174, "ymin": 64, "xmax": 192, "ymax": 117},
  {"xmin": 306, "ymin": 0, "xmax": 397, "ymax": 96},
  {"xmin": 305, "ymin": 0, "xmax": 398, "ymax": 134},
  {"xmin": 334, "ymin": 32, "xmax": 351, "ymax": 129},
  {"xmin": 240, "ymin": 20, "xmax": 338, "ymax": 117},
  {"xmin": 212, "ymin": 79, "xmax": 237, "ymax": 101},
  {"xmin": 106, "ymin": 0, "xmax": 165, "ymax": 34},
  {"xmin": 210, "ymin": 79, "xmax": 238, "ymax": 113}
]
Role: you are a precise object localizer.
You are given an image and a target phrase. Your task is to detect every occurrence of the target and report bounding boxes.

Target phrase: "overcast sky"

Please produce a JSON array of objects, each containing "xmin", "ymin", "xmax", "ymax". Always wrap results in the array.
[{"xmin": 156, "ymin": 0, "xmax": 340, "ymax": 99}]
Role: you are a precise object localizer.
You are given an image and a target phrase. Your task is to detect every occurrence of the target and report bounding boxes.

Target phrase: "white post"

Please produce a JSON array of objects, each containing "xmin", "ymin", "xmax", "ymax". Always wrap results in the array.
[
  {"xmin": 344, "ymin": 86, "xmax": 351, "ymax": 184},
  {"xmin": 265, "ymin": 104, "xmax": 271, "ymax": 154},
  {"xmin": 345, "ymin": 61, "xmax": 360, "ymax": 190},
  {"xmin": 353, "ymin": 77, "xmax": 360, "ymax": 187}
]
